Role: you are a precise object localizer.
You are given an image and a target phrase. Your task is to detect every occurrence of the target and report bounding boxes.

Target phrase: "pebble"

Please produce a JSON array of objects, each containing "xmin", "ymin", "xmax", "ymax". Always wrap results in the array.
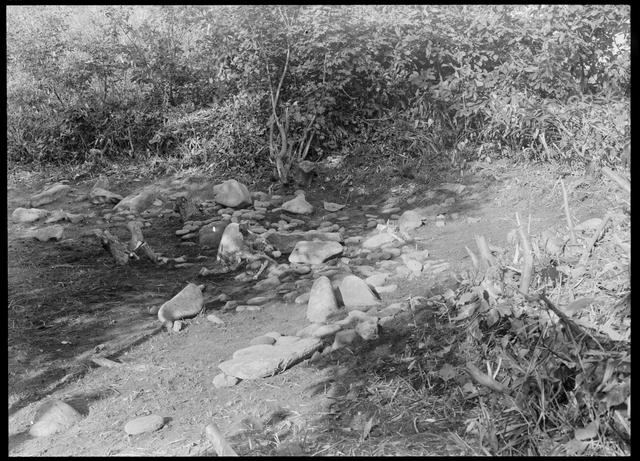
[
  {"xmin": 206, "ymin": 314, "xmax": 225, "ymax": 326},
  {"xmin": 213, "ymin": 373, "xmax": 239, "ymax": 388},
  {"xmin": 249, "ymin": 335, "xmax": 277, "ymax": 346},
  {"xmin": 124, "ymin": 414, "xmax": 165, "ymax": 435},
  {"xmin": 172, "ymin": 320, "xmax": 184, "ymax": 332}
]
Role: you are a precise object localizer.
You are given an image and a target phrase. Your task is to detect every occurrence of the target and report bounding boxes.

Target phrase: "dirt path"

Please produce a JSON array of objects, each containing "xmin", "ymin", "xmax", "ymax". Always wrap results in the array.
[{"xmin": 7, "ymin": 160, "xmax": 614, "ymax": 456}]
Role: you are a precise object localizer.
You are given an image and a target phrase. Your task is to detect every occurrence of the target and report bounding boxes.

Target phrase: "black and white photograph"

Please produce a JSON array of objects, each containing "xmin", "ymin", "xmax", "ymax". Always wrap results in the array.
[{"xmin": 7, "ymin": 5, "xmax": 630, "ymax": 456}]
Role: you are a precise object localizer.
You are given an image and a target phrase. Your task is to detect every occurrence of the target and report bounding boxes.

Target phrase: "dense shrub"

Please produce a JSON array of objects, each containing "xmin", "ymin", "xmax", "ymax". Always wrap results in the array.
[{"xmin": 6, "ymin": 5, "xmax": 630, "ymax": 172}]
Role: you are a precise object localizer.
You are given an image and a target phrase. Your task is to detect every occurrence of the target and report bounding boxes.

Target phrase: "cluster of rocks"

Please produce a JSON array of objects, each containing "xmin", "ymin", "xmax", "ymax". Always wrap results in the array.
[{"xmin": 24, "ymin": 174, "xmax": 469, "ymax": 439}]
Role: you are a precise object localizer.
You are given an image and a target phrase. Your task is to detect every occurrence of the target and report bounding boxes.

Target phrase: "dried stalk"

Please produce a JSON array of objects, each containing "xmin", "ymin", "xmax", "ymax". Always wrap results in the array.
[
  {"xmin": 474, "ymin": 235, "xmax": 496, "ymax": 270},
  {"xmin": 517, "ymin": 224, "xmax": 534, "ymax": 295},
  {"xmin": 601, "ymin": 167, "xmax": 630, "ymax": 194},
  {"xmin": 578, "ymin": 214, "xmax": 611, "ymax": 266},
  {"xmin": 560, "ymin": 179, "xmax": 576, "ymax": 245},
  {"xmin": 205, "ymin": 422, "xmax": 238, "ymax": 456}
]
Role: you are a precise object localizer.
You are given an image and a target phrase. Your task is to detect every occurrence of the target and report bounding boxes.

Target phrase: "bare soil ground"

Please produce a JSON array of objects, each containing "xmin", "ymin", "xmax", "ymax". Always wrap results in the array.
[{"xmin": 7, "ymin": 159, "xmax": 620, "ymax": 455}]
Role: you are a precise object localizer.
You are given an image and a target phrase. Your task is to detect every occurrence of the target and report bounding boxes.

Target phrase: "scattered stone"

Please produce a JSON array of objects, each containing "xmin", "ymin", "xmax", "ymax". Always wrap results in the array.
[
  {"xmin": 295, "ymin": 293, "xmax": 310, "ymax": 305},
  {"xmin": 12, "ymin": 207, "xmax": 49, "ymax": 223},
  {"xmin": 438, "ymin": 183, "xmax": 466, "ymax": 194},
  {"xmin": 375, "ymin": 284, "xmax": 397, "ymax": 293},
  {"xmin": 306, "ymin": 276, "xmax": 341, "ymax": 323},
  {"xmin": 245, "ymin": 305, "xmax": 262, "ymax": 312},
  {"xmin": 380, "ymin": 206, "xmax": 401, "ymax": 215},
  {"xmin": 401, "ymin": 255, "xmax": 423, "ymax": 274},
  {"xmin": 355, "ymin": 318, "xmax": 379, "ymax": 341},
  {"xmin": 29, "ymin": 183, "xmax": 72, "ymax": 207},
  {"xmin": 218, "ymin": 336, "xmax": 322, "ymax": 380},
  {"xmin": 213, "ymin": 373, "xmax": 239, "ymax": 388},
  {"xmin": 281, "ymin": 194, "xmax": 314, "ymax": 215},
  {"xmin": 338, "ymin": 275, "xmax": 381, "ymax": 308},
  {"xmin": 362, "ymin": 233, "xmax": 396, "ymax": 249},
  {"xmin": 323, "ymin": 201, "xmax": 346, "ymax": 211},
  {"xmin": 291, "ymin": 264, "xmax": 311, "ymax": 275},
  {"xmin": 26, "ymin": 225, "xmax": 65, "ymax": 242},
  {"xmin": 157, "ymin": 283, "xmax": 204, "ymax": 328},
  {"xmin": 199, "ymin": 221, "xmax": 228, "ymax": 250},
  {"xmin": 365, "ymin": 272, "xmax": 390, "ymax": 287},
  {"xmin": 255, "ymin": 276, "xmax": 280, "ymax": 290},
  {"xmin": 172, "ymin": 320, "xmax": 184, "ymax": 332},
  {"xmin": 331, "ymin": 329, "xmax": 358, "ymax": 351},
  {"xmin": 206, "ymin": 314, "xmax": 225, "ymax": 326},
  {"xmin": 377, "ymin": 302, "xmax": 407, "ymax": 317},
  {"xmin": 114, "ymin": 189, "xmax": 157, "ymax": 214},
  {"xmin": 213, "ymin": 179, "xmax": 252, "ymax": 208},
  {"xmin": 29, "ymin": 399, "xmax": 82, "ymax": 437},
  {"xmin": 249, "ymin": 335, "xmax": 277, "ymax": 346},
  {"xmin": 217, "ymin": 223, "xmax": 245, "ymax": 260},
  {"xmin": 247, "ymin": 295, "xmax": 275, "ymax": 305},
  {"xmin": 398, "ymin": 209, "xmax": 423, "ymax": 233},
  {"xmin": 124, "ymin": 414, "xmax": 165, "ymax": 435},
  {"xmin": 574, "ymin": 218, "xmax": 603, "ymax": 231},
  {"xmin": 289, "ymin": 240, "xmax": 343, "ymax": 265}
]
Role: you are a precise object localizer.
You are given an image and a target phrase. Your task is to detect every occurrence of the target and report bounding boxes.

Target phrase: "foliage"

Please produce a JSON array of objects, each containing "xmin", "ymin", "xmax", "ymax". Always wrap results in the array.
[{"xmin": 6, "ymin": 5, "xmax": 630, "ymax": 174}]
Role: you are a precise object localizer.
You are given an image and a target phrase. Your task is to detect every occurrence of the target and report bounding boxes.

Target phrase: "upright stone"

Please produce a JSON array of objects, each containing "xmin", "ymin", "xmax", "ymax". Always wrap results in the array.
[
  {"xmin": 338, "ymin": 275, "xmax": 381, "ymax": 308},
  {"xmin": 306, "ymin": 276, "xmax": 341, "ymax": 323}
]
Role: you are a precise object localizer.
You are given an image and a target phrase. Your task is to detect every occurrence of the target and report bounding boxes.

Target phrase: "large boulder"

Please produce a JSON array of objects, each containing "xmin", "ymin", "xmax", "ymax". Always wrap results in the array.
[
  {"xmin": 289, "ymin": 240, "xmax": 343, "ymax": 265},
  {"xmin": 306, "ymin": 276, "xmax": 341, "ymax": 323},
  {"xmin": 213, "ymin": 179, "xmax": 252, "ymax": 208},
  {"xmin": 29, "ymin": 183, "xmax": 71, "ymax": 208}
]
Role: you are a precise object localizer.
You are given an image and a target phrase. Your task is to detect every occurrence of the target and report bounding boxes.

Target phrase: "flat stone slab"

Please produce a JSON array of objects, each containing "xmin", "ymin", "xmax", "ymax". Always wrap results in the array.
[
  {"xmin": 218, "ymin": 336, "xmax": 322, "ymax": 380},
  {"xmin": 30, "ymin": 183, "xmax": 71, "ymax": 207}
]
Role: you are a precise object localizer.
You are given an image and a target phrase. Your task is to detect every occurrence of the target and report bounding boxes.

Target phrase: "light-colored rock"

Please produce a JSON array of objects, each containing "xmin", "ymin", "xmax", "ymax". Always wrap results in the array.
[
  {"xmin": 29, "ymin": 399, "xmax": 82, "ymax": 437},
  {"xmin": 114, "ymin": 189, "xmax": 157, "ymax": 214},
  {"xmin": 338, "ymin": 275, "xmax": 381, "ymax": 308},
  {"xmin": 398, "ymin": 209, "xmax": 423, "ymax": 233},
  {"xmin": 172, "ymin": 320, "xmax": 184, "ymax": 332},
  {"xmin": 217, "ymin": 223, "xmax": 245, "ymax": 260},
  {"xmin": 213, "ymin": 179, "xmax": 252, "ymax": 208},
  {"xmin": 30, "ymin": 183, "xmax": 71, "ymax": 207},
  {"xmin": 362, "ymin": 233, "xmax": 396, "ymax": 249},
  {"xmin": 574, "ymin": 218, "xmax": 603, "ymax": 231},
  {"xmin": 199, "ymin": 221, "xmax": 228, "ymax": 250},
  {"xmin": 375, "ymin": 284, "xmax": 397, "ymax": 293},
  {"xmin": 124, "ymin": 414, "xmax": 165, "ymax": 435},
  {"xmin": 281, "ymin": 194, "xmax": 314, "ymax": 214},
  {"xmin": 157, "ymin": 283, "xmax": 204, "ymax": 327},
  {"xmin": 206, "ymin": 314, "xmax": 225, "ymax": 326},
  {"xmin": 295, "ymin": 292, "xmax": 310, "ymax": 305},
  {"xmin": 249, "ymin": 335, "xmax": 277, "ymax": 346},
  {"xmin": 90, "ymin": 187, "xmax": 123, "ymax": 205},
  {"xmin": 12, "ymin": 207, "xmax": 49, "ymax": 223},
  {"xmin": 306, "ymin": 276, "xmax": 341, "ymax": 323},
  {"xmin": 355, "ymin": 318, "xmax": 379, "ymax": 341},
  {"xmin": 289, "ymin": 240, "xmax": 343, "ymax": 265},
  {"xmin": 26, "ymin": 225, "xmax": 64, "ymax": 242},
  {"xmin": 323, "ymin": 201, "xmax": 346, "ymax": 211},
  {"xmin": 213, "ymin": 373, "xmax": 240, "ymax": 388},
  {"xmin": 331, "ymin": 329, "xmax": 358, "ymax": 351},
  {"xmin": 218, "ymin": 336, "xmax": 322, "ymax": 379},
  {"xmin": 365, "ymin": 272, "xmax": 390, "ymax": 287}
]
